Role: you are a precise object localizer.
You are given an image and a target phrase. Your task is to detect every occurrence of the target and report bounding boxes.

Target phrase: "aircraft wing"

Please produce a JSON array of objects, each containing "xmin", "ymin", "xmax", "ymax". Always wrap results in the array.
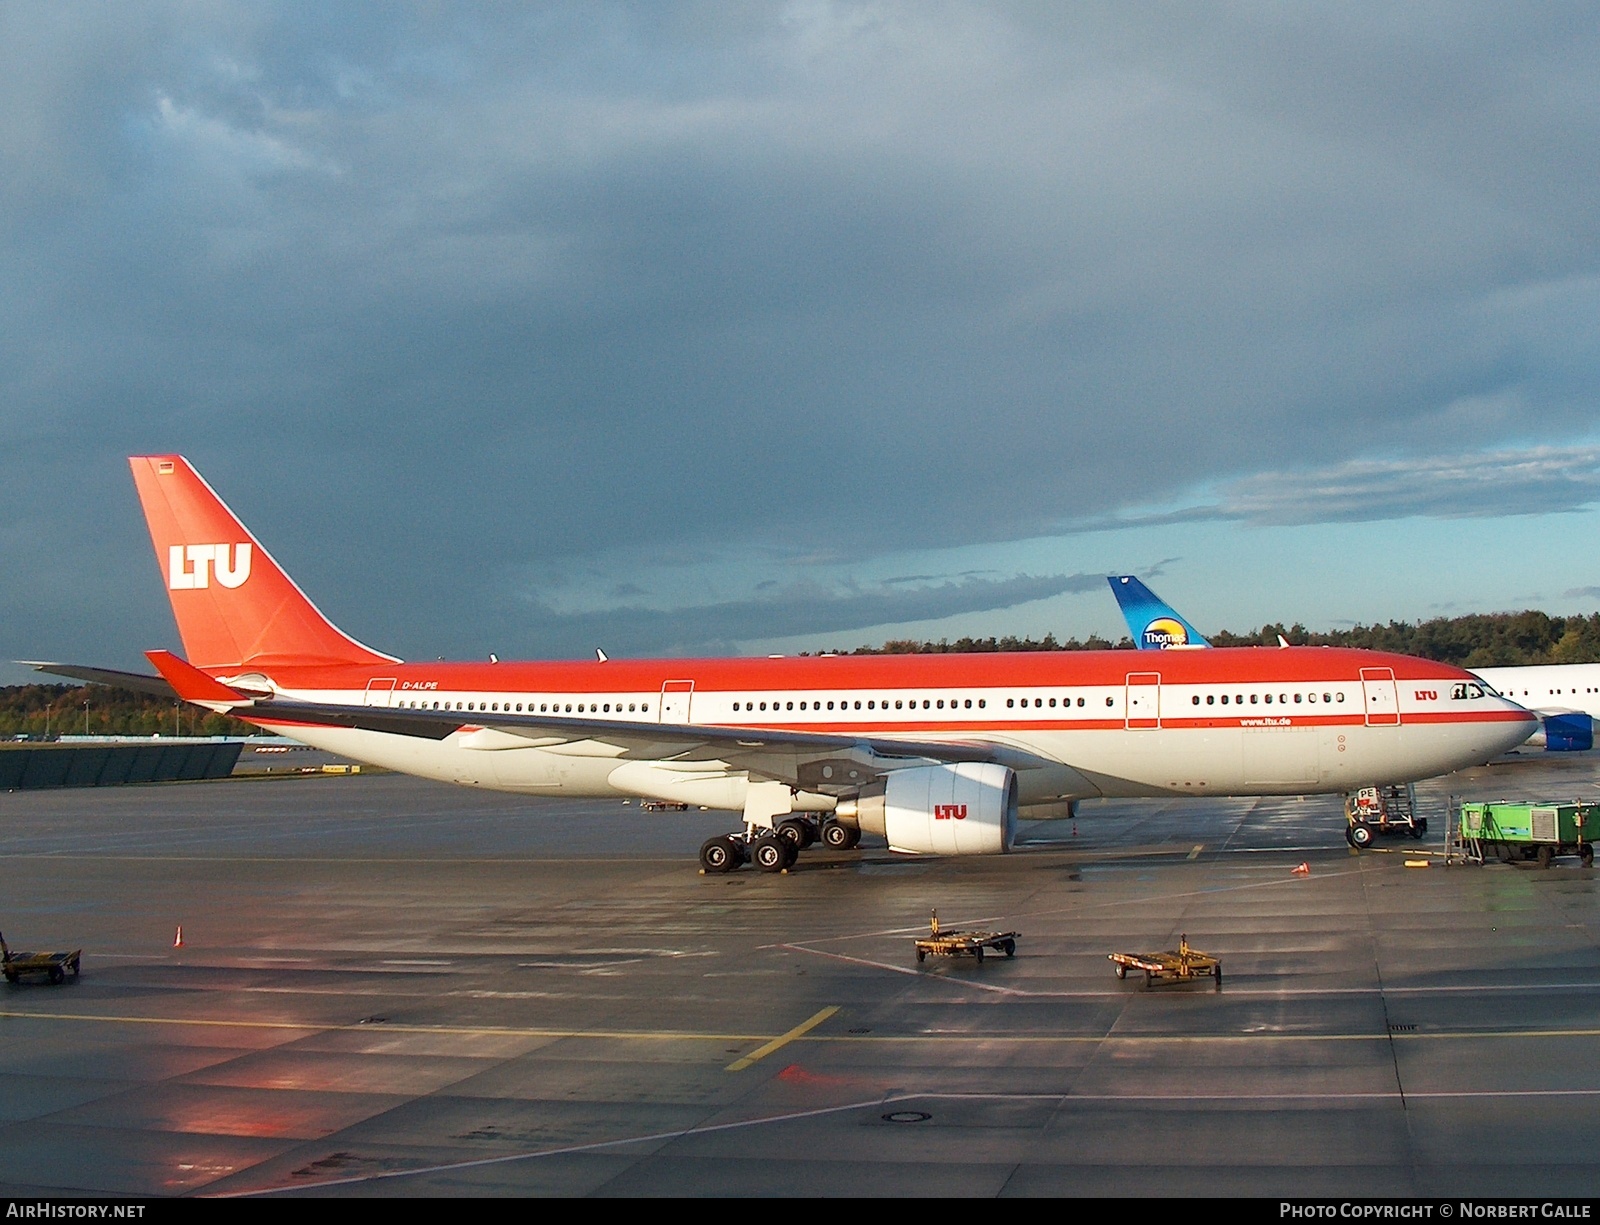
[{"xmin": 254, "ymin": 695, "xmax": 1053, "ymax": 773}]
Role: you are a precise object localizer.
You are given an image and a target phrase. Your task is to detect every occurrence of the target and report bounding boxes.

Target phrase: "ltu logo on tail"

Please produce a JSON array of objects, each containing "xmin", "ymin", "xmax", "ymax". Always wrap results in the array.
[
  {"xmin": 1141, "ymin": 617, "xmax": 1190, "ymax": 648},
  {"xmin": 168, "ymin": 544, "xmax": 252, "ymax": 590}
]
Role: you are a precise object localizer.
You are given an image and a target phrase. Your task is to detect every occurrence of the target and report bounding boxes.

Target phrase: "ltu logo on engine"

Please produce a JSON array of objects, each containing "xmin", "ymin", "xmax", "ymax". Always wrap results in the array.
[
  {"xmin": 168, "ymin": 544, "xmax": 252, "ymax": 590},
  {"xmin": 933, "ymin": 804, "xmax": 967, "ymax": 821}
]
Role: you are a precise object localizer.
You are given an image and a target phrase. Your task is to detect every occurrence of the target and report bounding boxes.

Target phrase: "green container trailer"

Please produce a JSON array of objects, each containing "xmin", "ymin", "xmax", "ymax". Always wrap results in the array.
[{"xmin": 1459, "ymin": 801, "xmax": 1596, "ymax": 868}]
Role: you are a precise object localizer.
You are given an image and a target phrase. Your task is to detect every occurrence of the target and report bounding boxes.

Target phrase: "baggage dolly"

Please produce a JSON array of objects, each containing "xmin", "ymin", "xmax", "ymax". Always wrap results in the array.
[
  {"xmin": 1109, "ymin": 934, "xmax": 1222, "ymax": 990},
  {"xmin": 1, "ymin": 931, "xmax": 81, "ymax": 985},
  {"xmin": 914, "ymin": 910, "xmax": 1019, "ymax": 963}
]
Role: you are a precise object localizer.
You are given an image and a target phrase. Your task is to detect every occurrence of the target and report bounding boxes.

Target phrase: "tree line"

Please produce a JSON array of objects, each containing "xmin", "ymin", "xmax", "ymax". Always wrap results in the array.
[
  {"xmin": 0, "ymin": 684, "xmax": 261, "ymax": 739},
  {"xmin": 823, "ymin": 609, "xmax": 1600, "ymax": 668}
]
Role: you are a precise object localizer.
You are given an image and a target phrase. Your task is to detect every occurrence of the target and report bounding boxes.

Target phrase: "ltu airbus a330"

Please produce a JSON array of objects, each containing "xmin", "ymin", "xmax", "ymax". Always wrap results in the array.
[{"xmin": 32, "ymin": 457, "xmax": 1535, "ymax": 873}]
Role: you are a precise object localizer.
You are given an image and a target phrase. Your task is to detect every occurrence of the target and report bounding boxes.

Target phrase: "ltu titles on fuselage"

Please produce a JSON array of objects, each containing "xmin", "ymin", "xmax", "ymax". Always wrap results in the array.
[{"xmin": 48, "ymin": 455, "xmax": 1534, "ymax": 876}]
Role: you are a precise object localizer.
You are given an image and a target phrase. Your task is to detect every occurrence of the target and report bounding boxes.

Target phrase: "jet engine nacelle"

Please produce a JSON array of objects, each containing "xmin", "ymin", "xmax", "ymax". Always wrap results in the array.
[
  {"xmin": 853, "ymin": 762, "xmax": 1018, "ymax": 855},
  {"xmin": 1529, "ymin": 712, "xmax": 1594, "ymax": 753}
]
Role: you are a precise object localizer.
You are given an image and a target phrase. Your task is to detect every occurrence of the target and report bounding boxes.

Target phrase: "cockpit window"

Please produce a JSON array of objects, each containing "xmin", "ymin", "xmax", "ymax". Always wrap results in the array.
[{"xmin": 1451, "ymin": 682, "xmax": 1486, "ymax": 700}]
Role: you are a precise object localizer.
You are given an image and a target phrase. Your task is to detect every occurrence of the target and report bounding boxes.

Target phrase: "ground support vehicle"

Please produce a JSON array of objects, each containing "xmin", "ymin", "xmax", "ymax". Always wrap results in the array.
[
  {"xmin": 1109, "ymin": 934, "xmax": 1222, "ymax": 989},
  {"xmin": 914, "ymin": 911, "xmax": 1019, "ymax": 963},
  {"xmin": 1459, "ymin": 801, "xmax": 1596, "ymax": 868},
  {"xmin": 1346, "ymin": 783, "xmax": 1427, "ymax": 848},
  {"xmin": 1, "ymin": 932, "xmax": 81, "ymax": 985}
]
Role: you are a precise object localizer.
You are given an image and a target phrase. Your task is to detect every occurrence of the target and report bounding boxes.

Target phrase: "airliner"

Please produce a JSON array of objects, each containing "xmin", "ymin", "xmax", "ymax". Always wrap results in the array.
[
  {"xmin": 1110, "ymin": 574, "xmax": 1599, "ymax": 752},
  {"xmin": 30, "ymin": 459, "xmax": 1535, "ymax": 874}
]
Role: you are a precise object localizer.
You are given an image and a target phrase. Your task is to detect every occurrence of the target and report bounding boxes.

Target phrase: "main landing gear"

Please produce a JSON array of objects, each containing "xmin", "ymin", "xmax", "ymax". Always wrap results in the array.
[{"xmin": 699, "ymin": 816, "xmax": 862, "ymax": 874}]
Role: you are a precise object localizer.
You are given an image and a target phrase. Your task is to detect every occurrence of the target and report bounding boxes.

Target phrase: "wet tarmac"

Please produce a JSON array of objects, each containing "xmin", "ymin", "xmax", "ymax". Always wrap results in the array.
[{"xmin": 2, "ymin": 751, "xmax": 1599, "ymax": 1197}]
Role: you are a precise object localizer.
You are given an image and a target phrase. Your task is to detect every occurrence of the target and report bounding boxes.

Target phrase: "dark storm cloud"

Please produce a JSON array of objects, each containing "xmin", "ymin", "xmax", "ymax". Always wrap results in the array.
[{"xmin": 4, "ymin": 3, "xmax": 1600, "ymax": 672}]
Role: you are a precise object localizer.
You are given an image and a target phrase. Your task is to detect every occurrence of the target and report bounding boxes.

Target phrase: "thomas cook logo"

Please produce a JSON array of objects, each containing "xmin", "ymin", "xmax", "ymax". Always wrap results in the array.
[
  {"xmin": 168, "ymin": 544, "xmax": 252, "ymax": 590},
  {"xmin": 1142, "ymin": 616, "xmax": 1190, "ymax": 648}
]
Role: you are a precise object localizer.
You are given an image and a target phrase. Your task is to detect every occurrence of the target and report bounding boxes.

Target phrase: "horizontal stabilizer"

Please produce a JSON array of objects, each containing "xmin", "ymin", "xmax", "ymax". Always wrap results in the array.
[
  {"xmin": 145, "ymin": 650, "xmax": 250, "ymax": 704},
  {"xmin": 21, "ymin": 661, "xmax": 178, "ymax": 698}
]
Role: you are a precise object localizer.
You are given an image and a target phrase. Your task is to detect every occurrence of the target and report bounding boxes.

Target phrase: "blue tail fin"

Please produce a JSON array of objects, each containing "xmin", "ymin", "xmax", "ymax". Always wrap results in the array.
[{"xmin": 1108, "ymin": 576, "xmax": 1211, "ymax": 649}]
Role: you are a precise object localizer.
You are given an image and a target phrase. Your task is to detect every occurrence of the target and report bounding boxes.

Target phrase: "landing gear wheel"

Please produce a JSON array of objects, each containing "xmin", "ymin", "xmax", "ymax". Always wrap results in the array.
[
  {"xmin": 699, "ymin": 835, "xmax": 742, "ymax": 874},
  {"xmin": 1581, "ymin": 845, "xmax": 1594, "ymax": 868},
  {"xmin": 821, "ymin": 820, "xmax": 858, "ymax": 851},
  {"xmin": 1537, "ymin": 845, "xmax": 1555, "ymax": 870},
  {"xmin": 1348, "ymin": 822, "xmax": 1374, "ymax": 849},
  {"xmin": 777, "ymin": 819, "xmax": 813, "ymax": 851},
  {"xmin": 752, "ymin": 834, "xmax": 789, "ymax": 873}
]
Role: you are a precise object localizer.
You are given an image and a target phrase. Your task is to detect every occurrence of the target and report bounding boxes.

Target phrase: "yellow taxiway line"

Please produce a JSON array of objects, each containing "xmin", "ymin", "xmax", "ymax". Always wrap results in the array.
[{"xmin": 725, "ymin": 1005, "xmax": 840, "ymax": 1071}]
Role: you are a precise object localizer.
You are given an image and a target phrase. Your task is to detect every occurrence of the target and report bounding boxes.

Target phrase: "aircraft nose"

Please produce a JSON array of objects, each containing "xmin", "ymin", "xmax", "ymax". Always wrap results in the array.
[{"xmin": 1487, "ymin": 697, "xmax": 1539, "ymax": 752}]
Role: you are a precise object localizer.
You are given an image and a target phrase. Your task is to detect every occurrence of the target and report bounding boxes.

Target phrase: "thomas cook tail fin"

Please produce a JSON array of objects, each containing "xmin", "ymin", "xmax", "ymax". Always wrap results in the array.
[
  {"xmin": 1108, "ymin": 575, "xmax": 1211, "ymax": 650},
  {"xmin": 129, "ymin": 455, "xmax": 399, "ymax": 671}
]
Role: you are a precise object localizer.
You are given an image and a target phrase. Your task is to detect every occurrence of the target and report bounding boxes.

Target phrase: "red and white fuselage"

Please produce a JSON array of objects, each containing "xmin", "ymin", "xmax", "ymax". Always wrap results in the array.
[{"xmin": 225, "ymin": 649, "xmax": 1533, "ymax": 809}]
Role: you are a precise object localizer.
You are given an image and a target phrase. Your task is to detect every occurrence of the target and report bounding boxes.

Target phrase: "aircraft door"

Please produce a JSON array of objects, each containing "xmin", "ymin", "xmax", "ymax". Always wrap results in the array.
[
  {"xmin": 659, "ymin": 680, "xmax": 694, "ymax": 724},
  {"xmin": 1126, "ymin": 672, "xmax": 1160, "ymax": 729},
  {"xmin": 1360, "ymin": 668, "xmax": 1400, "ymax": 726},
  {"xmin": 364, "ymin": 679, "xmax": 397, "ymax": 707}
]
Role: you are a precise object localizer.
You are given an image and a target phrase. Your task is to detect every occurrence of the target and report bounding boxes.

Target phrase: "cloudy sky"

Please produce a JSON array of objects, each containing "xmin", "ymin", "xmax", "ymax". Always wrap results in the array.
[{"xmin": 5, "ymin": 2, "xmax": 1600, "ymax": 682}]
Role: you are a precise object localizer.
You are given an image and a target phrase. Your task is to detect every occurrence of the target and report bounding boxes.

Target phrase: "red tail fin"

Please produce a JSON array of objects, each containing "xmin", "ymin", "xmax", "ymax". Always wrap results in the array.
[{"xmin": 130, "ymin": 456, "xmax": 398, "ymax": 671}]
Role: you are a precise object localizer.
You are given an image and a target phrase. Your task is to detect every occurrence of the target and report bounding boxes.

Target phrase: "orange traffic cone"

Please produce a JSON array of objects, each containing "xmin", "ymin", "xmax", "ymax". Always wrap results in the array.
[
  {"xmin": 173, "ymin": 925, "xmax": 184, "ymax": 948},
  {"xmin": 1291, "ymin": 862, "xmax": 1310, "ymax": 876}
]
